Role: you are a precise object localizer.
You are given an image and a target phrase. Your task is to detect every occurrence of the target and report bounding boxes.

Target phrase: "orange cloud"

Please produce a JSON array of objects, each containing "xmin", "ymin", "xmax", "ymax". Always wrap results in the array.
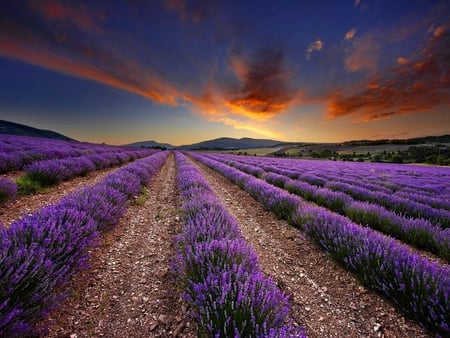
[
  {"xmin": 397, "ymin": 57, "xmax": 409, "ymax": 64},
  {"xmin": 225, "ymin": 48, "xmax": 296, "ymax": 119},
  {"xmin": 219, "ymin": 117, "xmax": 282, "ymax": 139},
  {"xmin": 344, "ymin": 28, "xmax": 357, "ymax": 40},
  {"xmin": 0, "ymin": 36, "xmax": 179, "ymax": 105},
  {"xmin": 433, "ymin": 24, "xmax": 450, "ymax": 37},
  {"xmin": 182, "ymin": 47, "xmax": 300, "ymax": 135},
  {"xmin": 182, "ymin": 91, "xmax": 284, "ymax": 138},
  {"xmin": 306, "ymin": 39, "xmax": 323, "ymax": 60}
]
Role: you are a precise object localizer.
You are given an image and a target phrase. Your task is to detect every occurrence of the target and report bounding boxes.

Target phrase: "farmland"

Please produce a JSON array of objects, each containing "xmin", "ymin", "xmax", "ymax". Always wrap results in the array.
[{"xmin": 0, "ymin": 135, "xmax": 448, "ymax": 337}]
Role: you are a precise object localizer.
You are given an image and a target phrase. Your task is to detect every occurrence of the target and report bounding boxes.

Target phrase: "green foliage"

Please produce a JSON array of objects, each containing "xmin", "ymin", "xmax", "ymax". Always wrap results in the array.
[{"xmin": 16, "ymin": 176, "xmax": 42, "ymax": 195}]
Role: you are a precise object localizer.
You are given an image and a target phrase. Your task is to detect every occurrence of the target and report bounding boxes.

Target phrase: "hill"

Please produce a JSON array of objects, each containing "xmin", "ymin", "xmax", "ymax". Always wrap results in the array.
[
  {"xmin": 0, "ymin": 120, "xmax": 74, "ymax": 141},
  {"xmin": 126, "ymin": 140, "xmax": 176, "ymax": 149},
  {"xmin": 177, "ymin": 137, "xmax": 286, "ymax": 150}
]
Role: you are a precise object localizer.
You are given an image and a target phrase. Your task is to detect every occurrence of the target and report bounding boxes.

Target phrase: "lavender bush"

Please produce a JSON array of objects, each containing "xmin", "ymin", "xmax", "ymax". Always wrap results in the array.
[
  {"xmin": 0, "ymin": 206, "xmax": 98, "ymax": 336},
  {"xmin": 0, "ymin": 153, "xmax": 22, "ymax": 173},
  {"xmin": 101, "ymin": 171, "xmax": 142, "ymax": 198},
  {"xmin": 173, "ymin": 152, "xmax": 305, "ymax": 337},
  {"xmin": 58, "ymin": 186, "xmax": 127, "ymax": 232},
  {"xmin": 293, "ymin": 204, "xmax": 450, "ymax": 335},
  {"xmin": 0, "ymin": 177, "xmax": 18, "ymax": 204},
  {"xmin": 24, "ymin": 160, "xmax": 71, "ymax": 186},
  {"xmin": 0, "ymin": 151, "xmax": 169, "ymax": 337}
]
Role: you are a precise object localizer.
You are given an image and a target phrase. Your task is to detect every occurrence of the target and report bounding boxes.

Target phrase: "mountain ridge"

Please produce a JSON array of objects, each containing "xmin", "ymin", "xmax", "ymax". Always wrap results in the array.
[
  {"xmin": 1, "ymin": 119, "xmax": 448, "ymax": 150},
  {"xmin": 0, "ymin": 120, "xmax": 74, "ymax": 141}
]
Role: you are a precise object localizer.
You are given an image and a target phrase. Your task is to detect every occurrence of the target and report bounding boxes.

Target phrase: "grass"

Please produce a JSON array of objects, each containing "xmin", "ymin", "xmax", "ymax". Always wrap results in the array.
[{"xmin": 16, "ymin": 176, "xmax": 43, "ymax": 195}]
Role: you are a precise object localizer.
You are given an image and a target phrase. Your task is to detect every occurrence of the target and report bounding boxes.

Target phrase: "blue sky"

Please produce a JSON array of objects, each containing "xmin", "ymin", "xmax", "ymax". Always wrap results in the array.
[{"xmin": 0, "ymin": 0, "xmax": 449, "ymax": 145}]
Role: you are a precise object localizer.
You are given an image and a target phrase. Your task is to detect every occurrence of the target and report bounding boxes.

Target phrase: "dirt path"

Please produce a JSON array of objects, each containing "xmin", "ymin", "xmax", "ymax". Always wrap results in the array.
[
  {"xmin": 44, "ymin": 153, "xmax": 196, "ymax": 338},
  {"xmin": 0, "ymin": 166, "xmax": 118, "ymax": 226},
  {"xmin": 191, "ymin": 158, "xmax": 431, "ymax": 338}
]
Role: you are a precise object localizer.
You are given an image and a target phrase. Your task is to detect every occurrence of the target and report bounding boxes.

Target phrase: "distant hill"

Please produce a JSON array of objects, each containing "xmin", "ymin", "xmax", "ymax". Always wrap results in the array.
[
  {"xmin": 341, "ymin": 134, "xmax": 450, "ymax": 146},
  {"xmin": 127, "ymin": 140, "xmax": 176, "ymax": 149},
  {"xmin": 177, "ymin": 137, "xmax": 286, "ymax": 150},
  {"xmin": 0, "ymin": 120, "xmax": 74, "ymax": 141}
]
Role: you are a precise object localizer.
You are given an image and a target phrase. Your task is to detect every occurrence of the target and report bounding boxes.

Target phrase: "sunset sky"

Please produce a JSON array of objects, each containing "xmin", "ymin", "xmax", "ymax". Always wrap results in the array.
[{"xmin": 0, "ymin": 0, "xmax": 449, "ymax": 145}]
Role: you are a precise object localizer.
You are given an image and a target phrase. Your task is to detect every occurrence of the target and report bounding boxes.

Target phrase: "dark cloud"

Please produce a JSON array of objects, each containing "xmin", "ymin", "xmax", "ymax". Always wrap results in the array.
[
  {"xmin": 364, "ymin": 111, "xmax": 396, "ymax": 121},
  {"xmin": 224, "ymin": 47, "xmax": 295, "ymax": 117},
  {"xmin": 165, "ymin": 0, "xmax": 219, "ymax": 23}
]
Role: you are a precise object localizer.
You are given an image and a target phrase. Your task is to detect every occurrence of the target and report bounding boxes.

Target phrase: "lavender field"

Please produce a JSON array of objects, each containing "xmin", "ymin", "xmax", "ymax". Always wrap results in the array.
[{"xmin": 0, "ymin": 135, "xmax": 449, "ymax": 337}]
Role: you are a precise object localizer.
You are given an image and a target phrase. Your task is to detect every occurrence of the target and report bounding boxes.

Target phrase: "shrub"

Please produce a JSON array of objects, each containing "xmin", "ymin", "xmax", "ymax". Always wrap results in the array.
[
  {"xmin": 0, "ymin": 178, "xmax": 18, "ymax": 204},
  {"xmin": 0, "ymin": 207, "xmax": 98, "ymax": 337}
]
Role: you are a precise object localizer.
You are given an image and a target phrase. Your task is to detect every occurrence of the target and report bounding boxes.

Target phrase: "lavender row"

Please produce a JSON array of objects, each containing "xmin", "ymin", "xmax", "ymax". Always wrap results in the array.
[
  {"xmin": 208, "ymin": 154, "xmax": 450, "ymax": 228},
  {"xmin": 0, "ymin": 151, "xmax": 168, "ymax": 337},
  {"xmin": 209, "ymin": 153, "xmax": 450, "ymax": 211},
  {"xmin": 20, "ymin": 149, "xmax": 157, "ymax": 190},
  {"xmin": 190, "ymin": 152, "xmax": 450, "ymax": 335},
  {"xmin": 202, "ymin": 155, "xmax": 450, "ymax": 261},
  {"xmin": 172, "ymin": 152, "xmax": 304, "ymax": 337},
  {"xmin": 324, "ymin": 180, "xmax": 450, "ymax": 227},
  {"xmin": 209, "ymin": 153, "xmax": 450, "ymax": 196},
  {"xmin": 228, "ymin": 154, "xmax": 450, "ymax": 211},
  {"xmin": 0, "ymin": 134, "xmax": 154, "ymax": 174}
]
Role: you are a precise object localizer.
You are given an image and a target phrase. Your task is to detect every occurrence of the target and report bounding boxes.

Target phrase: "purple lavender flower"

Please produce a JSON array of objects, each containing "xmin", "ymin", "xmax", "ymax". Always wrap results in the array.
[
  {"xmin": 58, "ymin": 185, "xmax": 127, "ymax": 231},
  {"xmin": 173, "ymin": 152, "xmax": 304, "ymax": 337},
  {"xmin": 24, "ymin": 160, "xmax": 71, "ymax": 185},
  {"xmin": 0, "ymin": 177, "xmax": 18, "ymax": 204},
  {"xmin": 0, "ymin": 206, "xmax": 98, "ymax": 337}
]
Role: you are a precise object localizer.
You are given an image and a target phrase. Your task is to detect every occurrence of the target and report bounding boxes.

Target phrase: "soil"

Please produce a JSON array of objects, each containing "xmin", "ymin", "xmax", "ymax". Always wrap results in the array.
[{"xmin": 4, "ymin": 152, "xmax": 434, "ymax": 337}]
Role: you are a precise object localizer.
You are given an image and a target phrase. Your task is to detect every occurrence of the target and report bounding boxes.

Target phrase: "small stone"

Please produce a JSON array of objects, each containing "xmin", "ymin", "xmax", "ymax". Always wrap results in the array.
[
  {"xmin": 374, "ymin": 323, "xmax": 382, "ymax": 332},
  {"xmin": 143, "ymin": 296, "xmax": 149, "ymax": 302},
  {"xmin": 173, "ymin": 322, "xmax": 185, "ymax": 337},
  {"xmin": 149, "ymin": 321, "xmax": 158, "ymax": 331},
  {"xmin": 305, "ymin": 306, "xmax": 311, "ymax": 311},
  {"xmin": 158, "ymin": 314, "xmax": 171, "ymax": 324}
]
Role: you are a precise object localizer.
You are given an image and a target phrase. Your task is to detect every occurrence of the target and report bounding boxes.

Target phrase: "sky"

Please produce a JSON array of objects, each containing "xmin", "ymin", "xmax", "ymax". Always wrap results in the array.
[{"xmin": 0, "ymin": 0, "xmax": 449, "ymax": 146}]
